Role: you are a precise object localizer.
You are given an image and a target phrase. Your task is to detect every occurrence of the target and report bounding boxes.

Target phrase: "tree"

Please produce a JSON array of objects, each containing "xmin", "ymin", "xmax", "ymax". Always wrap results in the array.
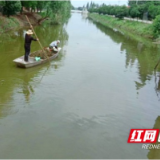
[
  {"xmin": 0, "ymin": 1, "xmax": 3, "ymax": 5},
  {"xmin": 148, "ymin": 4, "xmax": 160, "ymax": 20},
  {"xmin": 2, "ymin": 1, "xmax": 21, "ymax": 17},
  {"xmin": 44, "ymin": 1, "xmax": 71, "ymax": 24},
  {"xmin": 86, "ymin": 2, "xmax": 89, "ymax": 10},
  {"xmin": 115, "ymin": 6, "xmax": 128, "ymax": 19},
  {"xmin": 36, "ymin": 1, "xmax": 45, "ymax": 13},
  {"xmin": 0, "ymin": 0, "xmax": 71, "ymax": 25},
  {"xmin": 129, "ymin": 6, "xmax": 140, "ymax": 18},
  {"xmin": 152, "ymin": 15, "xmax": 160, "ymax": 38},
  {"xmin": 0, "ymin": 1, "xmax": 4, "ymax": 13}
]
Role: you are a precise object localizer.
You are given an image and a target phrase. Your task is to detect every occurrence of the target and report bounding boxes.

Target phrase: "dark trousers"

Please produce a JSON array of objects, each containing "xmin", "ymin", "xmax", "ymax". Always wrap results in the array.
[{"xmin": 24, "ymin": 45, "xmax": 30, "ymax": 62}]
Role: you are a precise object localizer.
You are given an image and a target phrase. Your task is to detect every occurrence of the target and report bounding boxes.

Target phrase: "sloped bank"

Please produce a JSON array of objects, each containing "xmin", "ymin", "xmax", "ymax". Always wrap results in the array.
[
  {"xmin": 88, "ymin": 13, "xmax": 154, "ymax": 41},
  {"xmin": 0, "ymin": 13, "xmax": 42, "ymax": 34}
]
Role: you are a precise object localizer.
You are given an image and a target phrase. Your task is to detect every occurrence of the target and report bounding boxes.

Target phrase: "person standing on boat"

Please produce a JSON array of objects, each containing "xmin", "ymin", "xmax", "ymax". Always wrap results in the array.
[
  {"xmin": 49, "ymin": 40, "xmax": 60, "ymax": 52},
  {"xmin": 24, "ymin": 29, "xmax": 38, "ymax": 62}
]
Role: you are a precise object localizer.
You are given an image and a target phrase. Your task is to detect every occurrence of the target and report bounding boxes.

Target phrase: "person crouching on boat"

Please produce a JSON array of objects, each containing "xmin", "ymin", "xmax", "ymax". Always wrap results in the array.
[
  {"xmin": 24, "ymin": 29, "xmax": 39, "ymax": 62},
  {"xmin": 49, "ymin": 40, "xmax": 60, "ymax": 53}
]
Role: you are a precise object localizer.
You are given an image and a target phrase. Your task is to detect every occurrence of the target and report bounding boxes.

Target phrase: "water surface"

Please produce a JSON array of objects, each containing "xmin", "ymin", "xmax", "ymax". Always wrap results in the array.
[{"xmin": 0, "ymin": 13, "xmax": 160, "ymax": 159}]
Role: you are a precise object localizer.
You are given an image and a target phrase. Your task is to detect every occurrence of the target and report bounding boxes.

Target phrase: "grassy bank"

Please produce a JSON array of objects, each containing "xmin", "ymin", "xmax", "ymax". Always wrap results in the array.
[
  {"xmin": 88, "ymin": 13, "xmax": 154, "ymax": 40},
  {"xmin": 0, "ymin": 16, "xmax": 19, "ymax": 33},
  {"xmin": 0, "ymin": 13, "xmax": 41, "ymax": 34}
]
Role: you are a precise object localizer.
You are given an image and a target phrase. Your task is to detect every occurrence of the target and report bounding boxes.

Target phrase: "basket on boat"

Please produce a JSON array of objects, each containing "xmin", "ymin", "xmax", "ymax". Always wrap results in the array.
[{"xmin": 30, "ymin": 47, "xmax": 54, "ymax": 59}]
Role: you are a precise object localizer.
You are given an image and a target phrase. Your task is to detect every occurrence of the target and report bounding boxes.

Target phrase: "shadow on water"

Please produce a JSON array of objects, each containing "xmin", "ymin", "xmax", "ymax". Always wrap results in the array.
[
  {"xmin": 0, "ymin": 24, "xmax": 69, "ymax": 118},
  {"xmin": 88, "ymin": 18, "xmax": 160, "ymax": 92},
  {"xmin": 147, "ymin": 116, "xmax": 160, "ymax": 159}
]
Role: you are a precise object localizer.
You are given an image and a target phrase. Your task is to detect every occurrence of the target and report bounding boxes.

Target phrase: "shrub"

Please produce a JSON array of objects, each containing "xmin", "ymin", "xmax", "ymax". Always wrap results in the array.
[
  {"xmin": 152, "ymin": 15, "xmax": 160, "ymax": 38},
  {"xmin": 130, "ymin": 7, "xmax": 140, "ymax": 18},
  {"xmin": 2, "ymin": 1, "xmax": 21, "ymax": 17},
  {"xmin": 148, "ymin": 5, "xmax": 160, "ymax": 20}
]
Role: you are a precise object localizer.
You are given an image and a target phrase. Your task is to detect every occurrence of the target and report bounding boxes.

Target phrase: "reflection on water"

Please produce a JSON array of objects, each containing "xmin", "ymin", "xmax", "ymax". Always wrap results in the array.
[
  {"xmin": 155, "ymin": 74, "xmax": 160, "ymax": 101},
  {"xmin": 147, "ymin": 116, "xmax": 160, "ymax": 159},
  {"xmin": 137, "ymin": 42, "xmax": 144, "ymax": 53},
  {"xmin": 0, "ymin": 24, "xmax": 68, "ymax": 116},
  {"xmin": 81, "ymin": 13, "xmax": 88, "ymax": 20},
  {"xmin": 88, "ymin": 17, "xmax": 160, "ymax": 159},
  {"xmin": 22, "ymin": 72, "xmax": 35, "ymax": 102},
  {"xmin": 0, "ymin": 13, "xmax": 160, "ymax": 159},
  {"xmin": 89, "ymin": 18, "xmax": 160, "ymax": 94},
  {"xmin": 156, "ymin": 77, "xmax": 160, "ymax": 93}
]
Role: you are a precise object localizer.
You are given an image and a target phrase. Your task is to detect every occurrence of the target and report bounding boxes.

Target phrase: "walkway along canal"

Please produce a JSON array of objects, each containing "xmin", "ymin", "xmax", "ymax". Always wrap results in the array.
[{"xmin": 0, "ymin": 13, "xmax": 160, "ymax": 159}]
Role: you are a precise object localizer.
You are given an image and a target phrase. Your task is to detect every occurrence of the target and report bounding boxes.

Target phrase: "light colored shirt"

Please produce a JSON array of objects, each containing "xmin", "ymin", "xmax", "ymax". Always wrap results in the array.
[{"xmin": 50, "ymin": 41, "xmax": 58, "ymax": 47}]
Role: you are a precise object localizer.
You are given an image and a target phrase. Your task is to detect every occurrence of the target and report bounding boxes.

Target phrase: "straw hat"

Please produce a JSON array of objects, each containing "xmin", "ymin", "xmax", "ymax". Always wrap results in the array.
[{"xmin": 26, "ymin": 29, "xmax": 33, "ymax": 35}]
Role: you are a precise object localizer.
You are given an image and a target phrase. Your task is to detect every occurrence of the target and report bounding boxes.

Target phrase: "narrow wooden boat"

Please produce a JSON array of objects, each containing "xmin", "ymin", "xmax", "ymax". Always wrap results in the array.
[{"xmin": 13, "ymin": 47, "xmax": 61, "ymax": 68}]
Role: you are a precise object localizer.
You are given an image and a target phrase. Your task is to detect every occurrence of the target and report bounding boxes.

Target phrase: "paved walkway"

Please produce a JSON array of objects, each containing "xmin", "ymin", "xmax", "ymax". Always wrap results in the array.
[
  {"xmin": 124, "ymin": 17, "xmax": 152, "ymax": 24},
  {"xmin": 106, "ymin": 14, "xmax": 152, "ymax": 24}
]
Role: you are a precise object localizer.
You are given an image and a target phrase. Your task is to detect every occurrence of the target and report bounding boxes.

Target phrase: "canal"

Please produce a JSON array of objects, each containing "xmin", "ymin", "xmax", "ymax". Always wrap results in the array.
[{"xmin": 0, "ymin": 13, "xmax": 160, "ymax": 159}]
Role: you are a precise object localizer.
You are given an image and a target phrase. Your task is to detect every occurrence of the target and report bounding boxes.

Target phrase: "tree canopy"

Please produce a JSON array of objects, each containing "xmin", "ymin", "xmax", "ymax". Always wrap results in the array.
[
  {"xmin": 87, "ymin": 0, "xmax": 160, "ymax": 20},
  {"xmin": 0, "ymin": 0, "xmax": 71, "ymax": 24}
]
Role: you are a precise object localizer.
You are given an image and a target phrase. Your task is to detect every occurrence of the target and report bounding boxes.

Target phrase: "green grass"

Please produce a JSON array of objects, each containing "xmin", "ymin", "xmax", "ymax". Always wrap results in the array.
[
  {"xmin": 89, "ymin": 13, "xmax": 154, "ymax": 39},
  {"xmin": 0, "ymin": 16, "xmax": 20, "ymax": 33}
]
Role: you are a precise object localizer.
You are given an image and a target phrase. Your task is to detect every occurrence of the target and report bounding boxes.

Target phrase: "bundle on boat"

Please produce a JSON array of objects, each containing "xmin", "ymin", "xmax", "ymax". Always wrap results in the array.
[{"xmin": 30, "ymin": 47, "xmax": 54, "ymax": 59}]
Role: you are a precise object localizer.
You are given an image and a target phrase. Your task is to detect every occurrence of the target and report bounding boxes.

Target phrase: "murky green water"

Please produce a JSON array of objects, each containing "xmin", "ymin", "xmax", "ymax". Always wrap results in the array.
[{"xmin": 0, "ymin": 13, "xmax": 160, "ymax": 159}]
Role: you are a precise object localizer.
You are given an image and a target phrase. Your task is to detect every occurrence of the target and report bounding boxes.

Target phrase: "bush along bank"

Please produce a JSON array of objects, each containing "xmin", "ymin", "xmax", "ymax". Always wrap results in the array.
[
  {"xmin": 0, "ymin": 16, "xmax": 20, "ymax": 33},
  {"xmin": 0, "ymin": 13, "xmax": 42, "ymax": 34},
  {"xmin": 88, "ymin": 13, "xmax": 156, "ymax": 41}
]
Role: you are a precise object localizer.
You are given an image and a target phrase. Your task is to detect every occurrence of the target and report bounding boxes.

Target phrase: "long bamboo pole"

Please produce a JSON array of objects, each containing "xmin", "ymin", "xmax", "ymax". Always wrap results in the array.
[{"xmin": 25, "ymin": 15, "xmax": 50, "ymax": 62}]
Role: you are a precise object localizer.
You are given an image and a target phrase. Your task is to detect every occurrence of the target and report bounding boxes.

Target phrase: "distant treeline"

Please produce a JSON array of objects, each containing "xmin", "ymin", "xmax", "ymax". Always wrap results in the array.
[
  {"xmin": 86, "ymin": 1, "xmax": 160, "ymax": 20},
  {"xmin": 86, "ymin": 1, "xmax": 160, "ymax": 38}
]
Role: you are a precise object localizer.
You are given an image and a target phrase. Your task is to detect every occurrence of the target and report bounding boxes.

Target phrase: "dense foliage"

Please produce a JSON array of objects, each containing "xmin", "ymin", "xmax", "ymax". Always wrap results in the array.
[
  {"xmin": 0, "ymin": 1, "xmax": 71, "ymax": 23},
  {"xmin": 49, "ymin": 1, "xmax": 71, "ymax": 24},
  {"xmin": 87, "ymin": 1, "xmax": 160, "ymax": 38},
  {"xmin": 0, "ymin": 1, "xmax": 21, "ymax": 17},
  {"xmin": 152, "ymin": 15, "xmax": 160, "ymax": 38},
  {"xmin": 87, "ymin": 1, "xmax": 160, "ymax": 20}
]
